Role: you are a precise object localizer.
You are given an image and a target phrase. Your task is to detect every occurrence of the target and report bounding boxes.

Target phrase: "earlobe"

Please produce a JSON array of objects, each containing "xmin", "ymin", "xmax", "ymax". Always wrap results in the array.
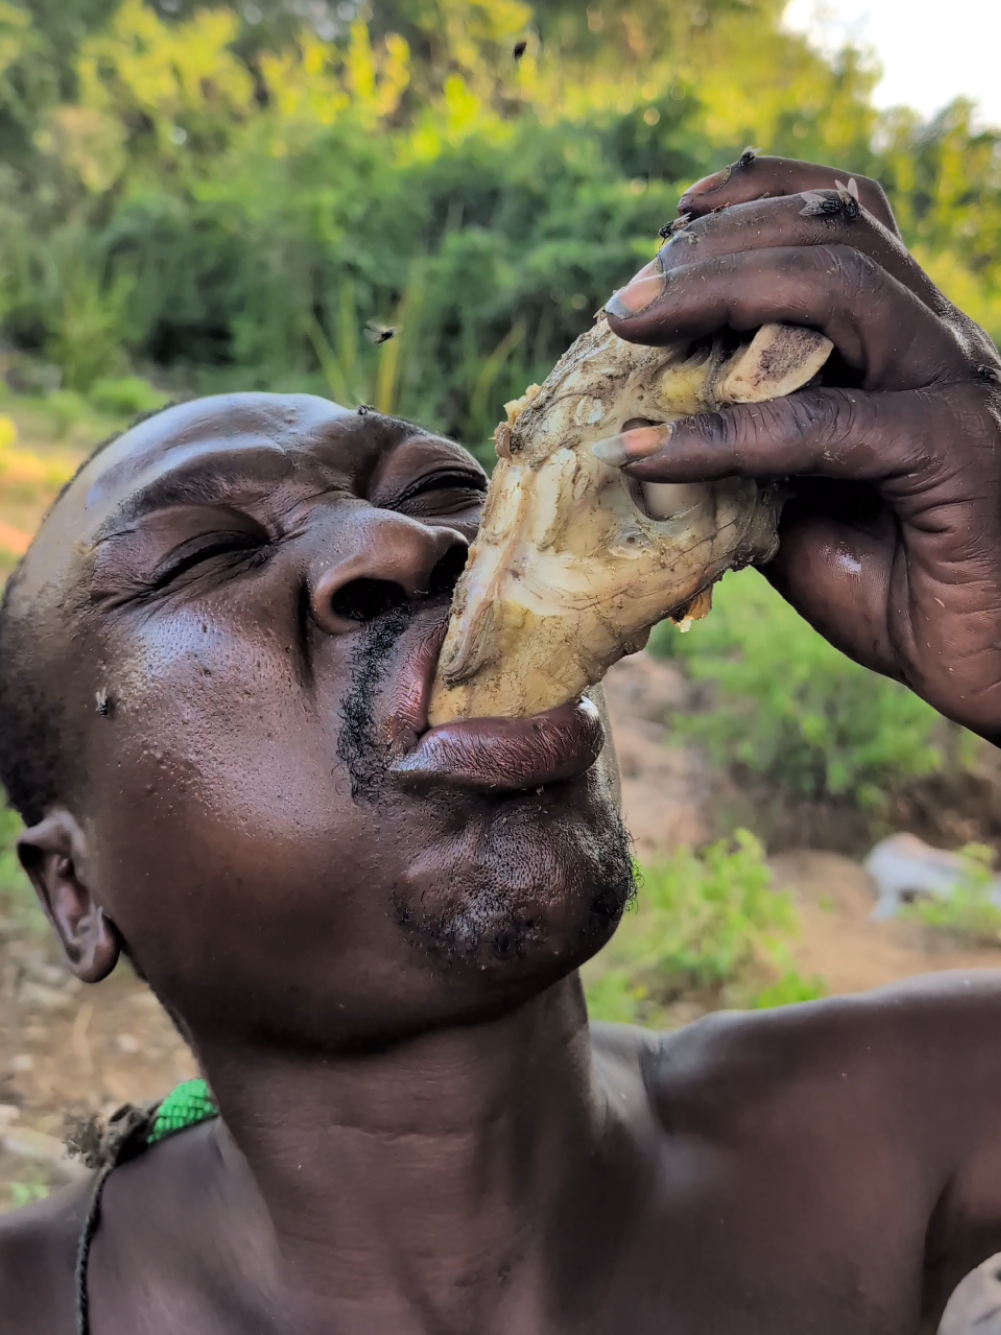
[{"xmin": 17, "ymin": 811, "xmax": 121, "ymax": 983}]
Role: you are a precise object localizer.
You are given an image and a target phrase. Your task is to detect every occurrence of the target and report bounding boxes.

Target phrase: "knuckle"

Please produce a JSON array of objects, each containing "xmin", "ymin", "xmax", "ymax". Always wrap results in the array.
[
  {"xmin": 686, "ymin": 390, "xmax": 866, "ymax": 475},
  {"xmin": 787, "ymin": 390, "xmax": 848, "ymax": 446},
  {"xmin": 858, "ymin": 207, "xmax": 905, "ymax": 254},
  {"xmin": 817, "ymin": 244, "xmax": 880, "ymax": 297},
  {"xmin": 674, "ymin": 407, "xmax": 753, "ymax": 469},
  {"xmin": 717, "ymin": 402, "xmax": 785, "ymax": 464},
  {"xmin": 685, "ymin": 409, "xmax": 736, "ymax": 447}
]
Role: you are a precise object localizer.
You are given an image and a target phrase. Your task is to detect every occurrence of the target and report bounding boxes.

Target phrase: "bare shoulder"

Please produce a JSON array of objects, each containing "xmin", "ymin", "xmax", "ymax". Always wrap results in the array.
[
  {"xmin": 593, "ymin": 969, "xmax": 1001, "ymax": 1144},
  {"xmin": 0, "ymin": 1178, "xmax": 93, "ymax": 1334}
]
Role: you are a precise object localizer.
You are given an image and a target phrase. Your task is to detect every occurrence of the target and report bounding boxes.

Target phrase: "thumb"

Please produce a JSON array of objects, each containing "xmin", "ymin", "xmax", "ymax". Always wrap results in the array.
[{"xmin": 618, "ymin": 388, "xmax": 929, "ymax": 487}]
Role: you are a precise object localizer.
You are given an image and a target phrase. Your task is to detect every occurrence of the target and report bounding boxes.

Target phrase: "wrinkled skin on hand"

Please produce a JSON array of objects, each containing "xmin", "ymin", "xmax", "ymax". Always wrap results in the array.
[{"xmin": 605, "ymin": 154, "xmax": 1001, "ymax": 746}]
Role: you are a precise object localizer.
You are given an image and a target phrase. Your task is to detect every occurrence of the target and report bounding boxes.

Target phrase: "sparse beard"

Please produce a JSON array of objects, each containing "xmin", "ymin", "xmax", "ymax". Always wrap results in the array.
[
  {"xmin": 392, "ymin": 804, "xmax": 637, "ymax": 971},
  {"xmin": 337, "ymin": 608, "xmax": 635, "ymax": 980}
]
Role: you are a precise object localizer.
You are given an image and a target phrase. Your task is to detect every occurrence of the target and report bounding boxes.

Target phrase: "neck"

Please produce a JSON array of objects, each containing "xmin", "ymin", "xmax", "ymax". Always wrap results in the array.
[{"xmin": 193, "ymin": 974, "xmax": 610, "ymax": 1329}]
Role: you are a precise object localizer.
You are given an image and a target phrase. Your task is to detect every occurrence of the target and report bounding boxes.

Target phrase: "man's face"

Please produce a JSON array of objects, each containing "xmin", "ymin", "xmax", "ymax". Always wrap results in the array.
[{"xmin": 28, "ymin": 395, "xmax": 632, "ymax": 1048}]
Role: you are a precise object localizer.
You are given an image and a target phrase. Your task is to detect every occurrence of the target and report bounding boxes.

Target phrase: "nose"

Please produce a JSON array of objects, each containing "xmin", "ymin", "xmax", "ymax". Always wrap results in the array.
[{"xmin": 310, "ymin": 510, "xmax": 469, "ymax": 635}]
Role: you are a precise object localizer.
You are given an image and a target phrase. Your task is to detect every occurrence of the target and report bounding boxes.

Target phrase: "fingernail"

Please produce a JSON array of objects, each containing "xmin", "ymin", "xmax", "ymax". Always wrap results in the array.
[
  {"xmin": 605, "ymin": 259, "xmax": 666, "ymax": 319},
  {"xmin": 592, "ymin": 425, "xmax": 672, "ymax": 466},
  {"xmin": 678, "ymin": 166, "xmax": 728, "ymax": 207}
]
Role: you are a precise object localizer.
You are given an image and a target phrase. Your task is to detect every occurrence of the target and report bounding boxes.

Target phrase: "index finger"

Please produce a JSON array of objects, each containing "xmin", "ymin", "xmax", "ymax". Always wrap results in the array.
[{"xmin": 679, "ymin": 152, "xmax": 901, "ymax": 238}]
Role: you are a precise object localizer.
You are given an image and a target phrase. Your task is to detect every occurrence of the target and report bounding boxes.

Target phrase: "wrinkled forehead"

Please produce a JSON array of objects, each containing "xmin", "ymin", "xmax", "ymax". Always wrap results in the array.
[
  {"xmin": 82, "ymin": 393, "xmax": 389, "ymax": 525},
  {"xmin": 22, "ymin": 393, "xmax": 471, "ymax": 597}
]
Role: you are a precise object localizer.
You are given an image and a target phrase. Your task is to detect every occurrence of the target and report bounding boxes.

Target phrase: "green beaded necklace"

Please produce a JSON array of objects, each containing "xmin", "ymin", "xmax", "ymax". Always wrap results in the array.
[{"xmin": 146, "ymin": 1077, "xmax": 219, "ymax": 1145}]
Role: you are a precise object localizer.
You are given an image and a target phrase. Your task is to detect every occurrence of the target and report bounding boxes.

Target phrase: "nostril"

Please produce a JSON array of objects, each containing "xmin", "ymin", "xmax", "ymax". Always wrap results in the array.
[
  {"xmin": 331, "ymin": 578, "xmax": 410, "ymax": 623},
  {"xmin": 323, "ymin": 542, "xmax": 468, "ymax": 625},
  {"xmin": 428, "ymin": 544, "xmax": 469, "ymax": 599}
]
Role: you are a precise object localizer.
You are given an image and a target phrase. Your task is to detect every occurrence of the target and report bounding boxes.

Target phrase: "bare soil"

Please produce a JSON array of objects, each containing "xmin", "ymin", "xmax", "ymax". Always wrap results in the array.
[{"xmin": 0, "ymin": 914, "xmax": 197, "ymax": 1204}]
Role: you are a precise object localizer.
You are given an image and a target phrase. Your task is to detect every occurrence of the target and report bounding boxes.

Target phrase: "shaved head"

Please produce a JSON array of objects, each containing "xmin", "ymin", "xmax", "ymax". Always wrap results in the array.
[{"xmin": 0, "ymin": 408, "xmax": 175, "ymax": 823}]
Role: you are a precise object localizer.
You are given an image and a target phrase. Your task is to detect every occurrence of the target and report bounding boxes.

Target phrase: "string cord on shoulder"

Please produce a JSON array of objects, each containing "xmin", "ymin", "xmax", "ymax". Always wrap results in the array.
[
  {"xmin": 74, "ymin": 1163, "xmax": 114, "ymax": 1335},
  {"xmin": 68, "ymin": 1082, "xmax": 218, "ymax": 1335},
  {"xmin": 69, "ymin": 1101, "xmax": 161, "ymax": 1335}
]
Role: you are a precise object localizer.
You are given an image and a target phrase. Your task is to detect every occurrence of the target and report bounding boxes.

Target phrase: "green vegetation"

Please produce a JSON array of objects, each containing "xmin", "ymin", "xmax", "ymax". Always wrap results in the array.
[
  {"xmin": 6, "ymin": 1172, "xmax": 51, "ymax": 1209},
  {"xmin": 0, "ymin": 803, "xmax": 24, "ymax": 896},
  {"xmin": 0, "ymin": 0, "xmax": 998, "ymax": 463},
  {"xmin": 904, "ymin": 843, "xmax": 1001, "ymax": 947},
  {"xmin": 0, "ymin": 802, "xmax": 40, "ymax": 927},
  {"xmin": 585, "ymin": 830, "xmax": 825, "ymax": 1028},
  {"xmin": 85, "ymin": 374, "xmax": 169, "ymax": 419},
  {"xmin": 650, "ymin": 570, "xmax": 958, "ymax": 811}
]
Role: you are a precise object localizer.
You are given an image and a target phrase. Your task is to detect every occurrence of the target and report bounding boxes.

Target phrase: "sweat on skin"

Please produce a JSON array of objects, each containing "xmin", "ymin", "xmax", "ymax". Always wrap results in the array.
[{"xmin": 2, "ymin": 154, "xmax": 1001, "ymax": 1334}]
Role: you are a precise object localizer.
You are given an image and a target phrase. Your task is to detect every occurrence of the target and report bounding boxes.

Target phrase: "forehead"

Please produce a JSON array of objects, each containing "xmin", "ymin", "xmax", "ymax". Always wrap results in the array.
[
  {"xmin": 85, "ymin": 393, "xmax": 449, "ymax": 517},
  {"xmin": 20, "ymin": 392, "xmax": 479, "ymax": 602}
]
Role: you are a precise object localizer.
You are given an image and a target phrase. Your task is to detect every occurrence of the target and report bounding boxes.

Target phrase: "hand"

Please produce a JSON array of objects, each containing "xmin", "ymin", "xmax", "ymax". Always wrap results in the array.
[{"xmin": 602, "ymin": 153, "xmax": 1001, "ymax": 745}]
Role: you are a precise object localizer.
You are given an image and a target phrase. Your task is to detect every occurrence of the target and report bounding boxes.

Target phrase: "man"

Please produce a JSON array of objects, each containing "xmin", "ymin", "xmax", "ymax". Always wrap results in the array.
[{"xmin": 1, "ymin": 155, "xmax": 1000, "ymax": 1334}]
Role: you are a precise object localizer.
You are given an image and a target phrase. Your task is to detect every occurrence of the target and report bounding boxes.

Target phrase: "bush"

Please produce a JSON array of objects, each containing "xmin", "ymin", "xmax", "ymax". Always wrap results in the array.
[
  {"xmin": 88, "ymin": 375, "xmax": 169, "ymax": 419},
  {"xmin": 650, "ymin": 570, "xmax": 950, "ymax": 810},
  {"xmin": 585, "ymin": 830, "xmax": 825, "ymax": 1029},
  {"xmin": 904, "ymin": 843, "xmax": 1001, "ymax": 947},
  {"xmin": 0, "ymin": 2, "xmax": 999, "ymax": 451},
  {"xmin": 45, "ymin": 388, "xmax": 90, "ymax": 439}
]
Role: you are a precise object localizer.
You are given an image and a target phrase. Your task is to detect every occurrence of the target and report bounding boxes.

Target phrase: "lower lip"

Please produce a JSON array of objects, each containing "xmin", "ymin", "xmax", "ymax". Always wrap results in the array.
[{"xmin": 389, "ymin": 698, "xmax": 604, "ymax": 792}]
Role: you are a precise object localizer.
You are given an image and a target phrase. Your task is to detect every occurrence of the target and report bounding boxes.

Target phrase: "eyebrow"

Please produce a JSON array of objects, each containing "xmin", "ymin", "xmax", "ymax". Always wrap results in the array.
[{"xmin": 92, "ymin": 449, "xmax": 301, "ymax": 544}]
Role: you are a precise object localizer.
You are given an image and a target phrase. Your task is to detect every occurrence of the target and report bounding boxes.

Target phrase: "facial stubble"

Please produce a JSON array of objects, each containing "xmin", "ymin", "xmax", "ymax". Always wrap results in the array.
[{"xmin": 336, "ymin": 608, "xmax": 637, "ymax": 967}]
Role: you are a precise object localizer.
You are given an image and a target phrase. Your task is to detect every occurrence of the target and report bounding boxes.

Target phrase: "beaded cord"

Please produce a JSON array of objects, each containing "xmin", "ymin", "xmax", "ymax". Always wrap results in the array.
[{"xmin": 146, "ymin": 1079, "xmax": 218, "ymax": 1145}]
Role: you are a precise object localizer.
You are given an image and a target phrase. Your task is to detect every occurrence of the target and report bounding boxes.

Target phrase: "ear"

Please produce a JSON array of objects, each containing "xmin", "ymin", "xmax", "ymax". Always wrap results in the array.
[{"xmin": 17, "ymin": 810, "xmax": 120, "ymax": 983}]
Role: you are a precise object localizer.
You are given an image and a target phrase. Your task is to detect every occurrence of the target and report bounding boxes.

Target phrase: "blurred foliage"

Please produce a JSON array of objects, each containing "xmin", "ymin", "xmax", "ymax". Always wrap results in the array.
[
  {"xmin": 0, "ymin": 801, "xmax": 40, "ymax": 927},
  {"xmin": 650, "ymin": 569, "xmax": 953, "ymax": 810},
  {"xmin": 904, "ymin": 842, "xmax": 1001, "ymax": 947},
  {"xmin": 0, "ymin": 0, "xmax": 996, "ymax": 461},
  {"xmin": 585, "ymin": 829, "xmax": 825, "ymax": 1027},
  {"xmin": 0, "ymin": 802, "xmax": 21, "ymax": 888},
  {"xmin": 0, "ymin": 413, "xmax": 82, "ymax": 496},
  {"xmin": 87, "ymin": 372, "xmax": 169, "ymax": 416},
  {"xmin": 6, "ymin": 1171, "xmax": 51, "ymax": 1209}
]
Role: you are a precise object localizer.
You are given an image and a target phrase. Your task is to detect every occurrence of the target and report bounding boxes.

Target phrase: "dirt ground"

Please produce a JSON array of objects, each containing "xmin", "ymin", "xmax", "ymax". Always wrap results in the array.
[
  {"xmin": 0, "ymin": 930, "xmax": 197, "ymax": 1205},
  {"xmin": 2, "ymin": 650, "xmax": 1001, "ymax": 1325}
]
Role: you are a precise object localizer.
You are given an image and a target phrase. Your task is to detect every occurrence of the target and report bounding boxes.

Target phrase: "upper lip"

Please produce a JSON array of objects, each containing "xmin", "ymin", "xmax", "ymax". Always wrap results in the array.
[{"xmin": 383, "ymin": 609, "xmax": 451, "ymax": 753}]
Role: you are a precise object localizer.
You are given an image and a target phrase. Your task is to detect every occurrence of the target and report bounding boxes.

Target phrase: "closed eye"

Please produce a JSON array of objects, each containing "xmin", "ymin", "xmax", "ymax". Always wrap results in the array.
[
  {"xmin": 390, "ymin": 469, "xmax": 487, "ymax": 515},
  {"xmin": 148, "ymin": 530, "xmax": 266, "ymax": 590}
]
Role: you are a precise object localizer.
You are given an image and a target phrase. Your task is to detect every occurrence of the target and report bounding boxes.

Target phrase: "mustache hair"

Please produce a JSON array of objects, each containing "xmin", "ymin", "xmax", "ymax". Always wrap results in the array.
[{"xmin": 336, "ymin": 603, "xmax": 417, "ymax": 803}]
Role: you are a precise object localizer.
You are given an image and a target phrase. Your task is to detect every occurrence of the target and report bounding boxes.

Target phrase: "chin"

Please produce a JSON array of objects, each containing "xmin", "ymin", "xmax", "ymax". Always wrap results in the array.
[{"xmin": 393, "ymin": 773, "xmax": 637, "ymax": 996}]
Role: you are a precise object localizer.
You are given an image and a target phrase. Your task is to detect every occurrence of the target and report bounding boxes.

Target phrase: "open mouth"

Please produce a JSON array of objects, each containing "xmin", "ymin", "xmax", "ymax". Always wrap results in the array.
[{"xmin": 386, "ymin": 613, "xmax": 605, "ymax": 792}]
